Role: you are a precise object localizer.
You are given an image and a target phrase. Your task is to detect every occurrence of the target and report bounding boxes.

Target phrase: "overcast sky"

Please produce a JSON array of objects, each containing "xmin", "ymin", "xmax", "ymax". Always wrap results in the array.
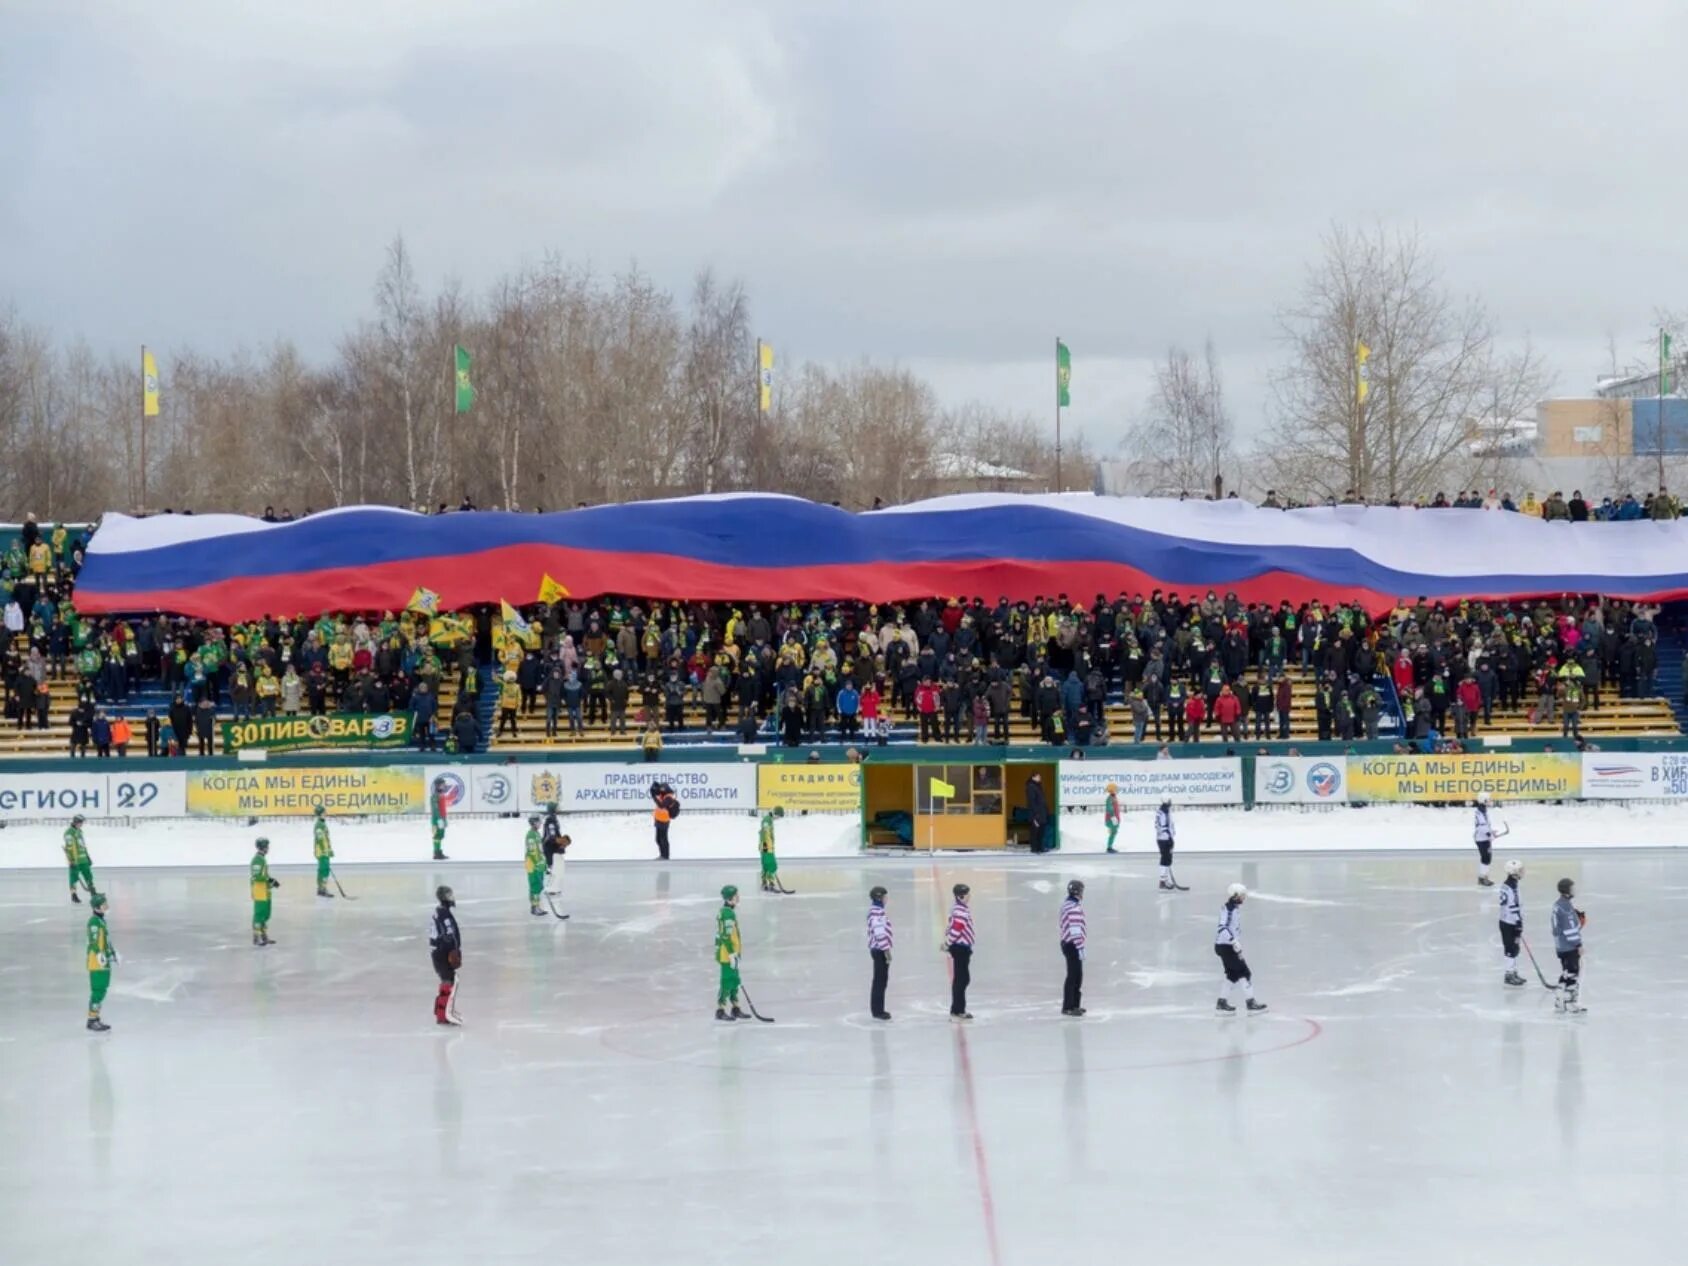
[{"xmin": 4, "ymin": 0, "xmax": 1686, "ymax": 451}]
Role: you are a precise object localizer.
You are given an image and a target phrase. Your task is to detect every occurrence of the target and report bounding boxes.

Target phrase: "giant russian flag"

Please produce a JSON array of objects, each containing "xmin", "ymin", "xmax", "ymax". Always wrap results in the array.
[{"xmin": 73, "ymin": 494, "xmax": 1688, "ymax": 624}]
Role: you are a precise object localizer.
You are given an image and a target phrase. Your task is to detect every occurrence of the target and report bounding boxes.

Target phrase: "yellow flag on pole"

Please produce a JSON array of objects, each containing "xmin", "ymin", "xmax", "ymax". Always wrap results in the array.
[
  {"xmin": 407, "ymin": 586, "xmax": 440, "ymax": 615},
  {"xmin": 142, "ymin": 348, "xmax": 160, "ymax": 417},
  {"xmin": 930, "ymin": 777, "xmax": 956, "ymax": 798},
  {"xmin": 757, "ymin": 341, "xmax": 774, "ymax": 413},
  {"xmin": 1355, "ymin": 339, "xmax": 1371, "ymax": 405},
  {"xmin": 537, "ymin": 573, "xmax": 570, "ymax": 604}
]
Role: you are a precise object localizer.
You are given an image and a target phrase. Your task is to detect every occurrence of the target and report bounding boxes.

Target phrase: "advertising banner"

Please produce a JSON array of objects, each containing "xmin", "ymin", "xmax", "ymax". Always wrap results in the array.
[
  {"xmin": 422, "ymin": 764, "xmax": 520, "ymax": 815},
  {"xmin": 1059, "ymin": 758, "xmax": 1243, "ymax": 808},
  {"xmin": 515, "ymin": 762, "xmax": 757, "ymax": 813},
  {"xmin": 756, "ymin": 763, "xmax": 862, "ymax": 813},
  {"xmin": 221, "ymin": 713, "xmax": 413, "ymax": 753},
  {"xmin": 186, "ymin": 766, "xmax": 428, "ymax": 817},
  {"xmin": 1345, "ymin": 753, "xmax": 1580, "ymax": 803},
  {"xmin": 1581, "ymin": 753, "xmax": 1688, "ymax": 799},
  {"xmin": 1253, "ymin": 756, "xmax": 1349, "ymax": 804},
  {"xmin": 0, "ymin": 771, "xmax": 187, "ymax": 821}
]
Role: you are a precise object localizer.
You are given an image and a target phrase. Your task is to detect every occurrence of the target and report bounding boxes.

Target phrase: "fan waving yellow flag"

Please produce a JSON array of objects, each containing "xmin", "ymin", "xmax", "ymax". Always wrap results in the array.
[
  {"xmin": 142, "ymin": 348, "xmax": 160, "ymax": 417},
  {"xmin": 537, "ymin": 573, "xmax": 570, "ymax": 603},
  {"xmin": 930, "ymin": 777, "xmax": 956, "ymax": 798}
]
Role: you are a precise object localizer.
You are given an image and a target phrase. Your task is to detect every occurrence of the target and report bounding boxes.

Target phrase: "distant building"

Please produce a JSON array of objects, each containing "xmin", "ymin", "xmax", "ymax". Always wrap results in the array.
[{"xmin": 927, "ymin": 452, "xmax": 1037, "ymax": 496}]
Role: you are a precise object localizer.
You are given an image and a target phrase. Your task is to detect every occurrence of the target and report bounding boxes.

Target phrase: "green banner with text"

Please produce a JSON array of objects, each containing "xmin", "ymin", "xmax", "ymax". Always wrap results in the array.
[{"xmin": 221, "ymin": 713, "xmax": 413, "ymax": 754}]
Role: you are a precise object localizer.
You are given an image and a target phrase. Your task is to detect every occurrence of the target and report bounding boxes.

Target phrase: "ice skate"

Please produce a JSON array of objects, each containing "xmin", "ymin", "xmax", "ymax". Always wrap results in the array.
[
  {"xmin": 1503, "ymin": 971, "xmax": 1527, "ymax": 987},
  {"xmin": 873, "ymin": 1011, "xmax": 892, "ymax": 1021},
  {"xmin": 1216, "ymin": 998, "xmax": 1236, "ymax": 1013},
  {"xmin": 1158, "ymin": 880, "xmax": 1177, "ymax": 892},
  {"xmin": 86, "ymin": 1017, "xmax": 110, "ymax": 1032},
  {"xmin": 71, "ymin": 890, "xmax": 81, "ymax": 903},
  {"xmin": 1478, "ymin": 876, "xmax": 1494, "ymax": 887},
  {"xmin": 731, "ymin": 1005, "xmax": 748, "ymax": 1020},
  {"xmin": 317, "ymin": 887, "xmax": 334, "ymax": 898},
  {"xmin": 530, "ymin": 905, "xmax": 546, "ymax": 917},
  {"xmin": 949, "ymin": 1012, "xmax": 974, "ymax": 1022},
  {"xmin": 1062, "ymin": 1007, "xmax": 1086, "ymax": 1017},
  {"xmin": 1246, "ymin": 999, "xmax": 1268, "ymax": 1013},
  {"xmin": 716, "ymin": 1008, "xmax": 736, "ymax": 1022}
]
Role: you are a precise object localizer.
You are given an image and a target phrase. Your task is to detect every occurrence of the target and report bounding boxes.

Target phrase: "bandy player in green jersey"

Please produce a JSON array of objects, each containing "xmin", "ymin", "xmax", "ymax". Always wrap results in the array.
[
  {"xmin": 523, "ymin": 817, "xmax": 546, "ymax": 916},
  {"xmin": 86, "ymin": 891, "xmax": 116, "ymax": 1031},
  {"xmin": 64, "ymin": 814, "xmax": 95, "ymax": 903},
  {"xmin": 313, "ymin": 805, "xmax": 335, "ymax": 897},
  {"xmin": 430, "ymin": 778, "xmax": 450, "ymax": 860},
  {"xmin": 250, "ymin": 838, "xmax": 279, "ymax": 946},
  {"xmin": 715, "ymin": 885, "xmax": 745, "ymax": 1021}
]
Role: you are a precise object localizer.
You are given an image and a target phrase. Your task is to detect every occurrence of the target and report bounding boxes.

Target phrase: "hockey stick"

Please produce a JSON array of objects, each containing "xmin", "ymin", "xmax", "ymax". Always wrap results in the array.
[
  {"xmin": 544, "ymin": 892, "xmax": 570, "ymax": 920},
  {"xmin": 1519, "ymin": 935, "xmax": 1558, "ymax": 990},
  {"xmin": 1165, "ymin": 868, "xmax": 1190, "ymax": 892},
  {"xmin": 737, "ymin": 981, "xmax": 776, "ymax": 1023},
  {"xmin": 447, "ymin": 971, "xmax": 465, "ymax": 1024},
  {"xmin": 328, "ymin": 869, "xmax": 359, "ymax": 900},
  {"xmin": 772, "ymin": 877, "xmax": 797, "ymax": 895}
]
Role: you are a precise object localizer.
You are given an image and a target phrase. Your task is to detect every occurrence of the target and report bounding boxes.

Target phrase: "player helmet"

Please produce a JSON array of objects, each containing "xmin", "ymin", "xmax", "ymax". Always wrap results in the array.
[
  {"xmin": 314, "ymin": 804, "xmax": 325, "ymax": 817},
  {"xmin": 1506, "ymin": 859, "xmax": 1524, "ymax": 877},
  {"xmin": 90, "ymin": 891, "xmax": 108, "ymax": 912},
  {"xmin": 528, "ymin": 815, "xmax": 540, "ymax": 826},
  {"xmin": 772, "ymin": 806, "xmax": 785, "ymax": 818},
  {"xmin": 1557, "ymin": 877, "xmax": 1574, "ymax": 896},
  {"xmin": 869, "ymin": 886, "xmax": 888, "ymax": 901},
  {"xmin": 436, "ymin": 885, "xmax": 455, "ymax": 905},
  {"xmin": 1105, "ymin": 782, "xmax": 1118, "ymax": 794},
  {"xmin": 71, "ymin": 814, "xmax": 86, "ymax": 825},
  {"xmin": 721, "ymin": 884, "xmax": 739, "ymax": 901},
  {"xmin": 1477, "ymin": 791, "xmax": 1491, "ymax": 805},
  {"xmin": 1227, "ymin": 883, "xmax": 1248, "ymax": 901},
  {"xmin": 255, "ymin": 837, "xmax": 270, "ymax": 851},
  {"xmin": 1067, "ymin": 880, "xmax": 1085, "ymax": 898},
  {"xmin": 953, "ymin": 883, "xmax": 970, "ymax": 898}
]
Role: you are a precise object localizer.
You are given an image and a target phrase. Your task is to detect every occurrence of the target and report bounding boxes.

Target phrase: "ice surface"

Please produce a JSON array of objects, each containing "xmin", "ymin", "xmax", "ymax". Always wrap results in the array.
[{"xmin": 4, "ymin": 826, "xmax": 1688, "ymax": 1265}]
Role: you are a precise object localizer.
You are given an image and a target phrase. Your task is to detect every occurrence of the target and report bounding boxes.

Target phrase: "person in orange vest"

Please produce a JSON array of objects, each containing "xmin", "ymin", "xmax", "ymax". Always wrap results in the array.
[
  {"xmin": 650, "ymin": 780, "xmax": 679, "ymax": 860},
  {"xmin": 110, "ymin": 715, "xmax": 133, "ymax": 757}
]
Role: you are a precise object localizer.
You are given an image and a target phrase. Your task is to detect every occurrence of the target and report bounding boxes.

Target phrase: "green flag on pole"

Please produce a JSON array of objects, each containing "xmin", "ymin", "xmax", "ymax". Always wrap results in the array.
[
  {"xmin": 1056, "ymin": 340, "xmax": 1072, "ymax": 408},
  {"xmin": 454, "ymin": 344, "xmax": 475, "ymax": 415},
  {"xmin": 1663, "ymin": 330, "xmax": 1674, "ymax": 396}
]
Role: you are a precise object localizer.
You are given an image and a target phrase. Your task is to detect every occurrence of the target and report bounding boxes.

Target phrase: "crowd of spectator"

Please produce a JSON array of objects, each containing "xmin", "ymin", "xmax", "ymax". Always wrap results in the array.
[
  {"xmin": 0, "ymin": 502, "xmax": 1678, "ymax": 758},
  {"xmin": 1254, "ymin": 486, "xmax": 1682, "ymax": 519}
]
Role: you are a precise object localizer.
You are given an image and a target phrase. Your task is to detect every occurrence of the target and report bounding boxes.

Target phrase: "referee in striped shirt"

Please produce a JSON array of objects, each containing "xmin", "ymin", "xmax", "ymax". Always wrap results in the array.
[
  {"xmin": 867, "ymin": 885, "xmax": 892, "ymax": 1020},
  {"xmin": 944, "ymin": 883, "xmax": 974, "ymax": 1020},
  {"xmin": 1060, "ymin": 880, "xmax": 1087, "ymax": 1016}
]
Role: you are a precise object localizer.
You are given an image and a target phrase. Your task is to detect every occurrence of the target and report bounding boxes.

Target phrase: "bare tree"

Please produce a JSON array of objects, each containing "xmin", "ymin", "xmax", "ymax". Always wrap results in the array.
[
  {"xmin": 1122, "ymin": 339, "xmax": 1234, "ymax": 496},
  {"xmin": 1258, "ymin": 225, "xmax": 1547, "ymax": 504},
  {"xmin": 684, "ymin": 270, "xmax": 753, "ymax": 493}
]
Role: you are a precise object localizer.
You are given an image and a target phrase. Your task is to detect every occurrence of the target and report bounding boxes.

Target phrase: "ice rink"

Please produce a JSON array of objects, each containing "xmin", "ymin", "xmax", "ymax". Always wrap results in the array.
[{"xmin": 4, "ymin": 833, "xmax": 1688, "ymax": 1264}]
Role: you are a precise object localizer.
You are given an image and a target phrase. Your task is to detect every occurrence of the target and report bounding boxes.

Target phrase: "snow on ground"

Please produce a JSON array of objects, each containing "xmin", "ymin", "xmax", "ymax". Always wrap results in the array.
[{"xmin": 0, "ymin": 799, "xmax": 1680, "ymax": 873}]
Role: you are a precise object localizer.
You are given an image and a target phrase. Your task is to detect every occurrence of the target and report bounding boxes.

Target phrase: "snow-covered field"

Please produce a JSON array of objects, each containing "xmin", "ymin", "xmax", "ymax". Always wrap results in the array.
[{"xmin": 0, "ymin": 800, "xmax": 1681, "ymax": 872}]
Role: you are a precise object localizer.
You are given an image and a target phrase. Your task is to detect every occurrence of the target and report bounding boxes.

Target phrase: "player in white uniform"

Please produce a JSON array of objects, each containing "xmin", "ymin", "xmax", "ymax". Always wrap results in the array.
[
  {"xmin": 1497, "ymin": 859, "xmax": 1525, "ymax": 986},
  {"xmin": 1473, "ymin": 792, "xmax": 1496, "ymax": 887},
  {"xmin": 1214, "ymin": 884, "xmax": 1267, "ymax": 1014}
]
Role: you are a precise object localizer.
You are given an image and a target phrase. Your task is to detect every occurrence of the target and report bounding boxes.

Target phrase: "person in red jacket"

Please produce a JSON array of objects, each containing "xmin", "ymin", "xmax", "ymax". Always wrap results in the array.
[
  {"xmin": 1184, "ymin": 690, "xmax": 1207, "ymax": 743},
  {"xmin": 1456, "ymin": 674, "xmax": 1483, "ymax": 735},
  {"xmin": 860, "ymin": 681, "xmax": 883, "ymax": 745},
  {"xmin": 1212, "ymin": 683, "xmax": 1243, "ymax": 742},
  {"xmin": 1393, "ymin": 651, "xmax": 1415, "ymax": 697},
  {"xmin": 915, "ymin": 678, "xmax": 941, "ymax": 743}
]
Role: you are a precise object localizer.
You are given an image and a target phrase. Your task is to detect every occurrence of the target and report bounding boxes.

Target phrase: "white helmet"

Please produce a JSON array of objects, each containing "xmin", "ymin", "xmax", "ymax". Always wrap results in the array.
[
  {"xmin": 1505, "ymin": 859, "xmax": 1523, "ymax": 878},
  {"xmin": 1227, "ymin": 883, "xmax": 1248, "ymax": 901},
  {"xmin": 1478, "ymin": 791, "xmax": 1491, "ymax": 805}
]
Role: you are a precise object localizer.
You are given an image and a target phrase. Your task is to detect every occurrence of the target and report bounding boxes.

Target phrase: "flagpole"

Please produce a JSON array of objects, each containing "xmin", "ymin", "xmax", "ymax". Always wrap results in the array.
[
  {"xmin": 1660, "ymin": 329, "xmax": 1669, "ymax": 492},
  {"xmin": 1054, "ymin": 336, "xmax": 1063, "ymax": 493},
  {"xmin": 139, "ymin": 345, "xmax": 148, "ymax": 512}
]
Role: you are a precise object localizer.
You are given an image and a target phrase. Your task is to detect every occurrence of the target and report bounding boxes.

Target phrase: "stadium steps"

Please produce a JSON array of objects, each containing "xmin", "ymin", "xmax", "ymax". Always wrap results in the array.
[{"xmin": 1656, "ymin": 629, "xmax": 1688, "ymax": 732}]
